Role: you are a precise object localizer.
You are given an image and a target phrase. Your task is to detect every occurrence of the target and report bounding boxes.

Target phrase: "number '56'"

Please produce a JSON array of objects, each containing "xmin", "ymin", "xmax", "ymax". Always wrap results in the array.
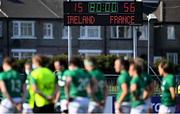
[{"xmin": 124, "ymin": 3, "xmax": 135, "ymax": 13}]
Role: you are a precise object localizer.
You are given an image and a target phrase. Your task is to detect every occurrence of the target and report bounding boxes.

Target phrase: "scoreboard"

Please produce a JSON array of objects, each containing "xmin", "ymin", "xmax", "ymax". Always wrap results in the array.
[{"xmin": 64, "ymin": 1, "xmax": 143, "ymax": 26}]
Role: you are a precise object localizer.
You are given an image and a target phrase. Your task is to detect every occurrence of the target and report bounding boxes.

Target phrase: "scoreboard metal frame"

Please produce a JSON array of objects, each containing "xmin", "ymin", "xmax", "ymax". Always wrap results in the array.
[{"xmin": 64, "ymin": 1, "xmax": 143, "ymax": 26}]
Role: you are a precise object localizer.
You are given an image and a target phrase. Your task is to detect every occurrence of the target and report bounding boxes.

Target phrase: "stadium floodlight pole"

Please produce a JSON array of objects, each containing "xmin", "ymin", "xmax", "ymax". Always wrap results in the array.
[
  {"xmin": 68, "ymin": 0, "xmax": 72, "ymax": 64},
  {"xmin": 147, "ymin": 14, "xmax": 157, "ymax": 74}
]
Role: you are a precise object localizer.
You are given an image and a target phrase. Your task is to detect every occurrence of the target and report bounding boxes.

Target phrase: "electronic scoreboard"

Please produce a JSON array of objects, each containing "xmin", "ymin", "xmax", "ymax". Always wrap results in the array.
[{"xmin": 64, "ymin": 1, "xmax": 142, "ymax": 26}]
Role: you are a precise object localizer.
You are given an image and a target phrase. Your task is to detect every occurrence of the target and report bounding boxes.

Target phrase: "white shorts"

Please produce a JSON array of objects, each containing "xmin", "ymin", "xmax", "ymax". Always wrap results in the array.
[
  {"xmin": 88, "ymin": 101, "xmax": 104, "ymax": 113},
  {"xmin": 0, "ymin": 98, "xmax": 22, "ymax": 113},
  {"xmin": 60, "ymin": 99, "xmax": 68, "ymax": 112},
  {"xmin": 22, "ymin": 103, "xmax": 33, "ymax": 114},
  {"xmin": 68, "ymin": 97, "xmax": 89, "ymax": 114},
  {"xmin": 130, "ymin": 105, "xmax": 145, "ymax": 114},
  {"xmin": 158, "ymin": 105, "xmax": 175, "ymax": 114},
  {"xmin": 121, "ymin": 102, "xmax": 131, "ymax": 113}
]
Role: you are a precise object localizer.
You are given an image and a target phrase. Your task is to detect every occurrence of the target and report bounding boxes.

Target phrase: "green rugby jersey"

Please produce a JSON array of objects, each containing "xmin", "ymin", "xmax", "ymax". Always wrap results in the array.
[
  {"xmin": 161, "ymin": 74, "xmax": 176, "ymax": 106},
  {"xmin": 67, "ymin": 68, "xmax": 91, "ymax": 98},
  {"xmin": 55, "ymin": 70, "xmax": 67, "ymax": 100},
  {"xmin": 0, "ymin": 69, "xmax": 22, "ymax": 99},
  {"xmin": 130, "ymin": 76, "xmax": 144, "ymax": 108},
  {"xmin": 116, "ymin": 70, "xmax": 131, "ymax": 102},
  {"xmin": 89, "ymin": 69, "xmax": 106, "ymax": 102}
]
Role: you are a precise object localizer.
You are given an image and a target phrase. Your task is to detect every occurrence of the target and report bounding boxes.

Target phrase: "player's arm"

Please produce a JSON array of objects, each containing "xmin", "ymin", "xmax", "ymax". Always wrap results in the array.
[
  {"xmin": 87, "ymin": 78, "xmax": 96, "ymax": 100},
  {"xmin": 0, "ymin": 80, "xmax": 16, "ymax": 106},
  {"xmin": 31, "ymin": 76, "xmax": 48, "ymax": 100},
  {"xmin": 168, "ymin": 78, "xmax": 176, "ymax": 100},
  {"xmin": 31, "ymin": 84, "xmax": 47, "ymax": 99},
  {"xmin": 65, "ymin": 76, "xmax": 72, "ymax": 100},
  {"xmin": 117, "ymin": 83, "xmax": 128, "ymax": 105},
  {"xmin": 143, "ymin": 89, "xmax": 149, "ymax": 100},
  {"xmin": 22, "ymin": 82, "xmax": 27, "ymax": 102},
  {"xmin": 131, "ymin": 83, "xmax": 139, "ymax": 100},
  {"xmin": 54, "ymin": 85, "xmax": 60, "ymax": 103},
  {"xmin": 169, "ymin": 87, "xmax": 176, "ymax": 100},
  {"xmin": 22, "ymin": 74, "xmax": 28, "ymax": 102}
]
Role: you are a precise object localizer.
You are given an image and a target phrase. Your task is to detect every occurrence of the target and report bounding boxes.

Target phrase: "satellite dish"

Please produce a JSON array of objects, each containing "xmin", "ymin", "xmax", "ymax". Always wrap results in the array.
[{"xmin": 143, "ymin": 0, "xmax": 160, "ymax": 15}]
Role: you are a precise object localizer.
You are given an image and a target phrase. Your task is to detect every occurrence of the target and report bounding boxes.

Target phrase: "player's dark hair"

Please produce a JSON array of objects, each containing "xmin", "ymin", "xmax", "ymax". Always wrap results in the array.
[
  {"xmin": 130, "ymin": 59, "xmax": 142, "ymax": 75},
  {"xmin": 116, "ymin": 57, "xmax": 129, "ymax": 71},
  {"xmin": 3, "ymin": 57, "xmax": 17, "ymax": 69},
  {"xmin": 54, "ymin": 59, "xmax": 67, "ymax": 69},
  {"xmin": 70, "ymin": 56, "xmax": 82, "ymax": 68},
  {"xmin": 159, "ymin": 59, "xmax": 174, "ymax": 74}
]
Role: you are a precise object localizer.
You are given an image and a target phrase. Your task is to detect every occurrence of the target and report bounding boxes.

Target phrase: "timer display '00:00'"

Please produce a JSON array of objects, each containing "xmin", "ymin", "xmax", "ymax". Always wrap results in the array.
[{"xmin": 88, "ymin": 2, "xmax": 118, "ymax": 13}]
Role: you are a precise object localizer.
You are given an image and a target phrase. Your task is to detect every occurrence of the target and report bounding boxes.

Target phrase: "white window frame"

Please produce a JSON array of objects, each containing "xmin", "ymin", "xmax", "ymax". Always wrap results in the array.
[
  {"xmin": 62, "ymin": 26, "xmax": 72, "ymax": 39},
  {"xmin": 43, "ymin": 23, "xmax": 53, "ymax": 39},
  {"xmin": 111, "ymin": 26, "xmax": 132, "ymax": 39},
  {"xmin": 12, "ymin": 21, "xmax": 36, "ymax": 39},
  {"xmin": 11, "ymin": 49, "xmax": 36, "ymax": 60},
  {"xmin": 109, "ymin": 50, "xmax": 133, "ymax": 57},
  {"xmin": 167, "ymin": 53, "xmax": 178, "ymax": 64},
  {"xmin": 79, "ymin": 26, "xmax": 101, "ymax": 40},
  {"xmin": 167, "ymin": 25, "xmax": 175, "ymax": 40},
  {"xmin": 139, "ymin": 25, "xmax": 148, "ymax": 40},
  {"xmin": 78, "ymin": 49, "xmax": 102, "ymax": 56}
]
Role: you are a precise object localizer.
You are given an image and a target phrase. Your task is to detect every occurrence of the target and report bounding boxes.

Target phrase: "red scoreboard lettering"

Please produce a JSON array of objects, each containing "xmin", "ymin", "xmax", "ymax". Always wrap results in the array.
[{"xmin": 74, "ymin": 3, "xmax": 83, "ymax": 13}]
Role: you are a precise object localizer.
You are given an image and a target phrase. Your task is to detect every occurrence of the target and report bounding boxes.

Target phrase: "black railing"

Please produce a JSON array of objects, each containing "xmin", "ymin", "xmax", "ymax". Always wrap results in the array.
[{"xmin": 105, "ymin": 74, "xmax": 180, "ymax": 96}]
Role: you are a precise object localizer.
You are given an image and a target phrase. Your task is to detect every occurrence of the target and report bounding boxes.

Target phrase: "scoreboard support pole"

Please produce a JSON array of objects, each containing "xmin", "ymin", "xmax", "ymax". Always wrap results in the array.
[
  {"xmin": 68, "ymin": 0, "xmax": 72, "ymax": 64},
  {"xmin": 147, "ymin": 14, "xmax": 157, "ymax": 74},
  {"xmin": 133, "ymin": 26, "xmax": 137, "ymax": 59}
]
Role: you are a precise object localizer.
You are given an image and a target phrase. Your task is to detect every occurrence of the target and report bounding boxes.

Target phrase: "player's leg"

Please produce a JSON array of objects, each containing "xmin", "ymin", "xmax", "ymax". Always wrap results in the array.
[
  {"xmin": 88, "ymin": 101, "xmax": 103, "ymax": 113},
  {"xmin": 60, "ymin": 99, "xmax": 68, "ymax": 113},
  {"xmin": 79, "ymin": 97, "xmax": 89, "ymax": 113},
  {"xmin": 159, "ymin": 105, "xmax": 168, "ymax": 114},
  {"xmin": 0, "ymin": 98, "xmax": 16, "ymax": 113},
  {"xmin": 130, "ymin": 105, "xmax": 145, "ymax": 114},
  {"xmin": 144, "ymin": 98, "xmax": 153, "ymax": 113},
  {"xmin": 121, "ymin": 102, "xmax": 131, "ymax": 113},
  {"xmin": 22, "ymin": 103, "xmax": 33, "ymax": 114},
  {"xmin": 68, "ymin": 100, "xmax": 80, "ymax": 114}
]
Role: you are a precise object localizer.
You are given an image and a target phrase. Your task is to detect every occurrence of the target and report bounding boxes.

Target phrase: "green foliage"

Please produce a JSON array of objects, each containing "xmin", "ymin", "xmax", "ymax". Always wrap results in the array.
[
  {"xmin": 16, "ymin": 59, "xmax": 27, "ymax": 72},
  {"xmin": 14, "ymin": 54, "xmax": 180, "ymax": 74}
]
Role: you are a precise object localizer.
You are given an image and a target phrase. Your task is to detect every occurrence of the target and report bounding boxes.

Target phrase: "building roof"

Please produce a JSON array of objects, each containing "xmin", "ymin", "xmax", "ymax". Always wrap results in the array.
[
  {"xmin": 0, "ymin": 0, "xmax": 63, "ymax": 19},
  {"xmin": 163, "ymin": 0, "xmax": 180, "ymax": 22}
]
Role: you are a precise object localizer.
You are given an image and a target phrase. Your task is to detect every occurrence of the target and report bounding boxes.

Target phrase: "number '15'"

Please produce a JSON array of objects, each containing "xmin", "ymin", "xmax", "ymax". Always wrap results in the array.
[
  {"xmin": 124, "ymin": 3, "xmax": 135, "ymax": 13},
  {"xmin": 74, "ymin": 3, "xmax": 83, "ymax": 13}
]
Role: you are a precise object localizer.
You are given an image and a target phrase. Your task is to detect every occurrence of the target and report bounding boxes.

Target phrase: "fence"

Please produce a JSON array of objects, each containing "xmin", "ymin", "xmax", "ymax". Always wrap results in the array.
[{"xmin": 106, "ymin": 74, "xmax": 180, "ymax": 96}]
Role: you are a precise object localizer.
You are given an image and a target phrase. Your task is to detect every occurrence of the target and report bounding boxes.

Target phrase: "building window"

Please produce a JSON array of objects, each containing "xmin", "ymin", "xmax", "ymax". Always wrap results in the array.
[
  {"xmin": 109, "ymin": 50, "xmax": 133, "ymax": 57},
  {"xmin": 11, "ymin": 49, "xmax": 36, "ymax": 60},
  {"xmin": 62, "ymin": 26, "xmax": 69, "ymax": 39},
  {"xmin": 111, "ymin": 26, "xmax": 132, "ymax": 39},
  {"xmin": 43, "ymin": 23, "xmax": 53, "ymax": 39},
  {"xmin": 78, "ymin": 49, "xmax": 102, "ymax": 56},
  {"xmin": 12, "ymin": 21, "xmax": 35, "ymax": 39},
  {"xmin": 139, "ymin": 25, "xmax": 148, "ymax": 40},
  {"xmin": 80, "ymin": 26, "xmax": 101, "ymax": 40},
  {"xmin": 0, "ymin": 22, "xmax": 2, "ymax": 37},
  {"xmin": 167, "ymin": 26, "xmax": 175, "ymax": 40},
  {"xmin": 167, "ymin": 53, "xmax": 178, "ymax": 64}
]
